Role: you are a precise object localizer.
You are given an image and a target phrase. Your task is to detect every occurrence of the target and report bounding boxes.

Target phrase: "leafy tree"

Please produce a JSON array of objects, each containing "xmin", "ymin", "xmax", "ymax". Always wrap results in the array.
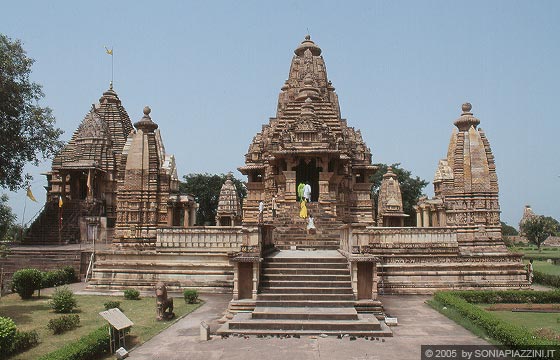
[
  {"xmin": 520, "ymin": 215, "xmax": 560, "ymax": 250},
  {"xmin": 501, "ymin": 221, "xmax": 519, "ymax": 236},
  {"xmin": 179, "ymin": 173, "xmax": 246, "ymax": 226},
  {"xmin": 370, "ymin": 163, "xmax": 429, "ymax": 226},
  {"xmin": 0, "ymin": 34, "xmax": 63, "ymax": 190},
  {"xmin": 0, "ymin": 194, "xmax": 16, "ymax": 241}
]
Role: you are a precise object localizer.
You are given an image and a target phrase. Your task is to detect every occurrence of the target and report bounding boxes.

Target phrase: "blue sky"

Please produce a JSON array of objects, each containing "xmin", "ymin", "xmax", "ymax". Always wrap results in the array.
[{"xmin": 3, "ymin": 1, "xmax": 559, "ymax": 227}]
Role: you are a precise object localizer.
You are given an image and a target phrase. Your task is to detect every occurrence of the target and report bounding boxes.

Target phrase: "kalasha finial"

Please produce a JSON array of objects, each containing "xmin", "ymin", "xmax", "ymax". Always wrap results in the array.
[
  {"xmin": 305, "ymin": 34, "xmax": 311, "ymax": 40},
  {"xmin": 454, "ymin": 102, "xmax": 480, "ymax": 131},
  {"xmin": 462, "ymin": 102, "xmax": 472, "ymax": 114},
  {"xmin": 143, "ymin": 106, "xmax": 151, "ymax": 115},
  {"xmin": 109, "ymin": 81, "xmax": 113, "ymax": 90}
]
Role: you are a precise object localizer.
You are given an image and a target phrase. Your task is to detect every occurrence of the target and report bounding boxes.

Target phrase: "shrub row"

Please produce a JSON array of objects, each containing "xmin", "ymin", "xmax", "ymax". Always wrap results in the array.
[
  {"xmin": 38, "ymin": 326, "xmax": 110, "ymax": 360},
  {"xmin": 11, "ymin": 266, "xmax": 77, "ymax": 299},
  {"xmin": 534, "ymin": 270, "xmax": 560, "ymax": 288},
  {"xmin": 446, "ymin": 289, "xmax": 560, "ymax": 304},
  {"xmin": 124, "ymin": 289, "xmax": 140, "ymax": 300},
  {"xmin": 433, "ymin": 291, "xmax": 560, "ymax": 349},
  {"xmin": 0, "ymin": 316, "xmax": 39, "ymax": 358},
  {"xmin": 47, "ymin": 314, "xmax": 80, "ymax": 334}
]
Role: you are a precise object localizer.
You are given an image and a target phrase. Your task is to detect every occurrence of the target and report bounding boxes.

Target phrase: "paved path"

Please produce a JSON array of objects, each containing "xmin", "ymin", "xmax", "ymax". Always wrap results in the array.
[{"xmin": 128, "ymin": 294, "xmax": 488, "ymax": 360}]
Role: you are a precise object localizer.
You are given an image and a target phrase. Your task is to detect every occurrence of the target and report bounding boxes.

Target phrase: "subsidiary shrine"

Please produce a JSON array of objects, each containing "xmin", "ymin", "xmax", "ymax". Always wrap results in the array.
[{"xmin": 16, "ymin": 35, "xmax": 527, "ymax": 336}]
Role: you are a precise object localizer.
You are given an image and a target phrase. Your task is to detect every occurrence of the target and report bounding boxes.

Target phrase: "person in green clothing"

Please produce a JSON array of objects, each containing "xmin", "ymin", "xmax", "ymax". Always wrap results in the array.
[{"xmin": 297, "ymin": 182, "xmax": 305, "ymax": 202}]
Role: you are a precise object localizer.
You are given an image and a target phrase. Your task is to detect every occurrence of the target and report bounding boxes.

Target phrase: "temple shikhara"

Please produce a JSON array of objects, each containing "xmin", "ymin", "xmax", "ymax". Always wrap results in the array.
[{"xmin": 13, "ymin": 35, "xmax": 528, "ymax": 336}]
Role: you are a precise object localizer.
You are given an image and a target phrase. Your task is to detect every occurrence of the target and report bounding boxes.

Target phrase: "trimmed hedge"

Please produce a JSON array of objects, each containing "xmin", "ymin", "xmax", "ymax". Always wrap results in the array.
[
  {"xmin": 47, "ymin": 314, "xmax": 80, "ymax": 334},
  {"xmin": 103, "ymin": 300, "xmax": 122, "ymax": 311},
  {"xmin": 433, "ymin": 291, "xmax": 560, "ymax": 349},
  {"xmin": 183, "ymin": 289, "xmax": 198, "ymax": 304},
  {"xmin": 11, "ymin": 268, "xmax": 43, "ymax": 299},
  {"xmin": 448, "ymin": 289, "xmax": 560, "ymax": 304},
  {"xmin": 38, "ymin": 326, "xmax": 110, "ymax": 360},
  {"xmin": 534, "ymin": 270, "xmax": 560, "ymax": 288},
  {"xmin": 10, "ymin": 330, "xmax": 39, "ymax": 354}
]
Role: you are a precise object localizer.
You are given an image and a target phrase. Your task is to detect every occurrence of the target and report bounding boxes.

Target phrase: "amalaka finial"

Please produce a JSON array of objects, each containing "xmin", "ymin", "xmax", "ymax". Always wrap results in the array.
[
  {"xmin": 462, "ymin": 102, "xmax": 472, "ymax": 114},
  {"xmin": 454, "ymin": 102, "xmax": 480, "ymax": 131},
  {"xmin": 143, "ymin": 106, "xmax": 151, "ymax": 115}
]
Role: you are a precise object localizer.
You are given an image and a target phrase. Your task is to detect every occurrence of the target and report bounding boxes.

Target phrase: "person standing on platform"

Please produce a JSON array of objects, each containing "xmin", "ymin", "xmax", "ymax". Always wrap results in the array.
[
  {"xmin": 297, "ymin": 182, "xmax": 305, "ymax": 202},
  {"xmin": 307, "ymin": 212, "xmax": 316, "ymax": 234},
  {"xmin": 258, "ymin": 200, "xmax": 264, "ymax": 224},
  {"xmin": 303, "ymin": 182, "xmax": 312, "ymax": 202},
  {"xmin": 272, "ymin": 195, "xmax": 277, "ymax": 219}
]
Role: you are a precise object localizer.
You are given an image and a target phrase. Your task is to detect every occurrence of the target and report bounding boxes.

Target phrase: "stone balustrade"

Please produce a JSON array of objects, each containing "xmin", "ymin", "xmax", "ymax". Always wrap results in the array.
[{"xmin": 156, "ymin": 226, "xmax": 245, "ymax": 251}]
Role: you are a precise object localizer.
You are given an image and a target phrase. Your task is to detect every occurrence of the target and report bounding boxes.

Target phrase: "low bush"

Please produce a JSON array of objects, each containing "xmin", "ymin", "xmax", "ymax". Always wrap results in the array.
[
  {"xmin": 47, "ymin": 314, "xmax": 80, "ymax": 334},
  {"xmin": 433, "ymin": 291, "xmax": 560, "ymax": 347},
  {"xmin": 124, "ymin": 289, "xmax": 140, "ymax": 300},
  {"xmin": 534, "ymin": 270, "xmax": 560, "ymax": 288},
  {"xmin": 0, "ymin": 316, "xmax": 17, "ymax": 355},
  {"xmin": 38, "ymin": 326, "xmax": 110, "ymax": 360},
  {"xmin": 183, "ymin": 289, "xmax": 198, "ymax": 304},
  {"xmin": 103, "ymin": 300, "xmax": 122, "ymax": 311},
  {"xmin": 10, "ymin": 330, "xmax": 39, "ymax": 355},
  {"xmin": 49, "ymin": 286, "xmax": 77, "ymax": 313},
  {"xmin": 11, "ymin": 268, "xmax": 43, "ymax": 299}
]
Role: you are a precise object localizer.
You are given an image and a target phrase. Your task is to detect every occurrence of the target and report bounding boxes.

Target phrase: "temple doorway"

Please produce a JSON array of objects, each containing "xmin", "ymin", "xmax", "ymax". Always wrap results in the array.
[{"xmin": 294, "ymin": 159, "xmax": 320, "ymax": 202}]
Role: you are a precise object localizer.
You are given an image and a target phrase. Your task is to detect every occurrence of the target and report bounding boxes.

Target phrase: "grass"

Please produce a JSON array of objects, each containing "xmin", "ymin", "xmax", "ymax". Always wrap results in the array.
[
  {"xmin": 426, "ymin": 299, "xmax": 497, "ymax": 344},
  {"xmin": 0, "ymin": 292, "xmax": 202, "ymax": 359},
  {"xmin": 476, "ymin": 304, "xmax": 560, "ymax": 335},
  {"xmin": 526, "ymin": 260, "xmax": 560, "ymax": 276},
  {"xmin": 509, "ymin": 245, "xmax": 560, "ymax": 260}
]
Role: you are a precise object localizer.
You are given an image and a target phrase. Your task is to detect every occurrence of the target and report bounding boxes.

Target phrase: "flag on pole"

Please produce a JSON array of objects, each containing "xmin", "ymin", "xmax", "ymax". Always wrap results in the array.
[
  {"xmin": 86, "ymin": 170, "xmax": 92, "ymax": 194},
  {"xmin": 58, "ymin": 195, "xmax": 63, "ymax": 208},
  {"xmin": 104, "ymin": 46, "xmax": 113, "ymax": 55},
  {"xmin": 26, "ymin": 186, "xmax": 37, "ymax": 202}
]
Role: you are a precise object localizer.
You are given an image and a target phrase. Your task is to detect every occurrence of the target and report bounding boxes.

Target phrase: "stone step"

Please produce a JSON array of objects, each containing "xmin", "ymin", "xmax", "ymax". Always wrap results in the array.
[
  {"xmin": 251, "ymin": 307, "xmax": 358, "ymax": 320},
  {"xmin": 260, "ymin": 287, "xmax": 353, "ymax": 295},
  {"xmin": 267, "ymin": 256, "xmax": 346, "ymax": 263},
  {"xmin": 264, "ymin": 262, "xmax": 347, "ymax": 269},
  {"xmin": 258, "ymin": 293, "xmax": 355, "ymax": 301},
  {"xmin": 275, "ymin": 245, "xmax": 340, "ymax": 251},
  {"xmin": 256, "ymin": 300, "xmax": 355, "ymax": 308},
  {"xmin": 262, "ymin": 268, "xmax": 349, "ymax": 275},
  {"xmin": 260, "ymin": 280, "xmax": 350, "ymax": 288},
  {"xmin": 262, "ymin": 274, "xmax": 351, "ymax": 282},
  {"xmin": 226, "ymin": 312, "xmax": 382, "ymax": 331}
]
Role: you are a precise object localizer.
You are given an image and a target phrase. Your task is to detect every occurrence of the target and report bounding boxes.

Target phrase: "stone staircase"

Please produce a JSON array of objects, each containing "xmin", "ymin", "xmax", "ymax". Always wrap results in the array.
[
  {"xmin": 218, "ymin": 250, "xmax": 392, "ymax": 336},
  {"xmin": 24, "ymin": 200, "xmax": 83, "ymax": 245},
  {"xmin": 272, "ymin": 202, "xmax": 343, "ymax": 250}
]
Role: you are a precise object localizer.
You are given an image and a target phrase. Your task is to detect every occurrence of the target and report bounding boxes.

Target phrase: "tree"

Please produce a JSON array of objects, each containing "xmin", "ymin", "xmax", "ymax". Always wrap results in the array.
[
  {"xmin": 501, "ymin": 221, "xmax": 519, "ymax": 236},
  {"xmin": 0, "ymin": 34, "xmax": 63, "ymax": 190},
  {"xmin": 370, "ymin": 163, "xmax": 429, "ymax": 226},
  {"xmin": 0, "ymin": 194, "xmax": 16, "ymax": 241},
  {"xmin": 179, "ymin": 173, "xmax": 246, "ymax": 226},
  {"xmin": 520, "ymin": 215, "xmax": 560, "ymax": 250}
]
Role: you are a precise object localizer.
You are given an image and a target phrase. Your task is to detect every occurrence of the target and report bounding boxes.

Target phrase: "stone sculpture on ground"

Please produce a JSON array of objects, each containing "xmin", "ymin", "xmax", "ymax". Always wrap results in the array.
[{"xmin": 155, "ymin": 281, "xmax": 174, "ymax": 320}]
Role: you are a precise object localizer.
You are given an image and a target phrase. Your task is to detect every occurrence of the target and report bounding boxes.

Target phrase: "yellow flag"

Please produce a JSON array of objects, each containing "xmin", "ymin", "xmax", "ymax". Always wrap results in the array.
[
  {"xmin": 104, "ymin": 46, "xmax": 113, "ymax": 55},
  {"xmin": 26, "ymin": 186, "xmax": 37, "ymax": 202},
  {"xmin": 58, "ymin": 195, "xmax": 63, "ymax": 208}
]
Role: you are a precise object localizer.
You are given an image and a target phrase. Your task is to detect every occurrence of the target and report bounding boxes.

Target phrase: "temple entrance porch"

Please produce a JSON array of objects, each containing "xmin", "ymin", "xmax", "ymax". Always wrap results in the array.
[{"xmin": 294, "ymin": 158, "xmax": 320, "ymax": 201}]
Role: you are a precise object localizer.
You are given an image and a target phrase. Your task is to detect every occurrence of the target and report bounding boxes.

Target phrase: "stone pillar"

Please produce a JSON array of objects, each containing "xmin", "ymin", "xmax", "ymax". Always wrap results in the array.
[
  {"xmin": 166, "ymin": 206, "xmax": 173, "ymax": 226},
  {"xmin": 283, "ymin": 171, "xmax": 297, "ymax": 202},
  {"xmin": 318, "ymin": 172, "xmax": 334, "ymax": 202},
  {"xmin": 439, "ymin": 209, "xmax": 447, "ymax": 227},
  {"xmin": 415, "ymin": 206, "xmax": 422, "ymax": 227},
  {"xmin": 190, "ymin": 205, "xmax": 197, "ymax": 226},
  {"xmin": 431, "ymin": 206, "xmax": 438, "ymax": 227},
  {"xmin": 351, "ymin": 262, "xmax": 358, "ymax": 299},
  {"xmin": 183, "ymin": 206, "xmax": 190, "ymax": 228},
  {"xmin": 232, "ymin": 262, "xmax": 239, "ymax": 300},
  {"xmin": 252, "ymin": 262, "xmax": 259, "ymax": 300},
  {"xmin": 372, "ymin": 262, "xmax": 378, "ymax": 300},
  {"xmin": 422, "ymin": 206, "xmax": 430, "ymax": 228}
]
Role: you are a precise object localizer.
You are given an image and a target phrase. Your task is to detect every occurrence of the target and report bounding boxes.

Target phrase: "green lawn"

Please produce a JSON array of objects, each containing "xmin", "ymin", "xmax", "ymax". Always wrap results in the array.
[
  {"xmin": 0, "ymin": 292, "xmax": 202, "ymax": 359},
  {"xmin": 524, "ymin": 260, "xmax": 560, "ymax": 276},
  {"xmin": 476, "ymin": 303, "xmax": 560, "ymax": 337},
  {"xmin": 509, "ymin": 245, "xmax": 560, "ymax": 260}
]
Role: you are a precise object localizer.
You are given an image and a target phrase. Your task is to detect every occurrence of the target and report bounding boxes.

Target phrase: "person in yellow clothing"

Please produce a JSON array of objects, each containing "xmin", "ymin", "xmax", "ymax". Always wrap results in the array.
[{"xmin": 299, "ymin": 199, "xmax": 308, "ymax": 219}]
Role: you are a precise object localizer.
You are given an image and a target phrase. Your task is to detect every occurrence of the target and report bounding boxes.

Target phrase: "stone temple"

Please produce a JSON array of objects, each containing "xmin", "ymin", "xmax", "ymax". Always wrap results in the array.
[{"xmin": 16, "ymin": 35, "xmax": 527, "ymax": 336}]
